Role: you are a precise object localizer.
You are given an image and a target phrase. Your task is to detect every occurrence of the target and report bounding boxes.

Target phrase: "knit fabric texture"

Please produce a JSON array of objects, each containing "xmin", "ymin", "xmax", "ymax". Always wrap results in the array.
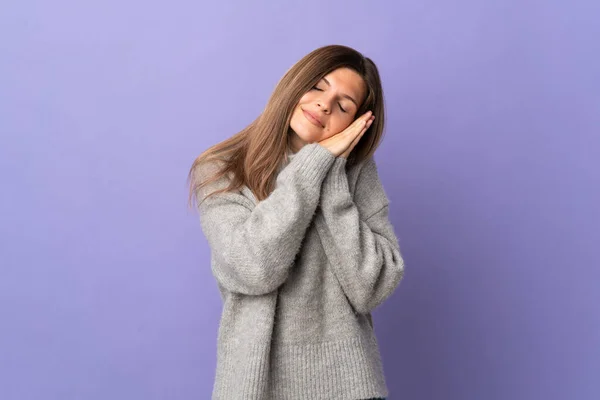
[{"xmin": 195, "ymin": 142, "xmax": 405, "ymax": 399}]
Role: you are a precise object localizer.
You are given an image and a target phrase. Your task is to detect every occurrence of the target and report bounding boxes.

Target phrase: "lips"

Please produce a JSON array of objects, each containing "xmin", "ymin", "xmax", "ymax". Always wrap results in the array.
[{"xmin": 302, "ymin": 109, "xmax": 323, "ymax": 127}]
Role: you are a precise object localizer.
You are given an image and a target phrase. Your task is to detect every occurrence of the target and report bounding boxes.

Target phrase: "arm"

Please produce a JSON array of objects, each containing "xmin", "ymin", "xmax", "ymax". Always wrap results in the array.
[
  {"xmin": 314, "ymin": 156, "xmax": 405, "ymax": 314},
  {"xmin": 196, "ymin": 142, "xmax": 335, "ymax": 296}
]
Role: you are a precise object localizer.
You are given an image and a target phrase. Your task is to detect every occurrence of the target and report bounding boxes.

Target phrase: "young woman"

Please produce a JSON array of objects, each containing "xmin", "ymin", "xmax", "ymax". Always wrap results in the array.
[{"xmin": 188, "ymin": 44, "xmax": 404, "ymax": 400}]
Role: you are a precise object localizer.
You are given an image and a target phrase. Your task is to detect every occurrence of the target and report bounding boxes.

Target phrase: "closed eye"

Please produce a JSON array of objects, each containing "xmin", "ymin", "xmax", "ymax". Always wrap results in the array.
[{"xmin": 311, "ymin": 86, "xmax": 347, "ymax": 113}]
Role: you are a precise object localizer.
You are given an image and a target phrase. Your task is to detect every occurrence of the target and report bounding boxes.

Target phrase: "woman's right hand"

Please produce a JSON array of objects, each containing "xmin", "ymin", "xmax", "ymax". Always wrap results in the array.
[{"xmin": 318, "ymin": 111, "xmax": 375, "ymax": 158}]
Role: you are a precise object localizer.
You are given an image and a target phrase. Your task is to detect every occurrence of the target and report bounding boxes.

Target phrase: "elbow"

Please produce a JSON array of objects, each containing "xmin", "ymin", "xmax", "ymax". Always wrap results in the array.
[
  {"xmin": 242, "ymin": 265, "xmax": 290, "ymax": 295},
  {"xmin": 212, "ymin": 259, "xmax": 290, "ymax": 296},
  {"xmin": 352, "ymin": 258, "xmax": 406, "ymax": 314}
]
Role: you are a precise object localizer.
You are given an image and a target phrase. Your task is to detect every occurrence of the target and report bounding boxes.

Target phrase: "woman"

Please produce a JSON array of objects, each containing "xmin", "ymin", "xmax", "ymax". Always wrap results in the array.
[{"xmin": 188, "ymin": 44, "xmax": 404, "ymax": 400}]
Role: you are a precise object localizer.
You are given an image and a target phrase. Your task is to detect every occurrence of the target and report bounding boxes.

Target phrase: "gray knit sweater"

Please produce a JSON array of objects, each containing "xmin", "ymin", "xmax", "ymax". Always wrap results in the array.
[{"xmin": 196, "ymin": 142, "xmax": 405, "ymax": 399}]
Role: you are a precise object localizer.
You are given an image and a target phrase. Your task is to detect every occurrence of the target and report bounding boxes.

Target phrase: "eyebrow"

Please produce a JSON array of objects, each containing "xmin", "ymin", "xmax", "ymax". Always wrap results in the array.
[{"xmin": 321, "ymin": 77, "xmax": 359, "ymax": 107}]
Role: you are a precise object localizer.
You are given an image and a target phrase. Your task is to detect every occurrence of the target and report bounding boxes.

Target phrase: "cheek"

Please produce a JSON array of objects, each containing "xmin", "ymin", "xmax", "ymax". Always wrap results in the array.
[
  {"xmin": 293, "ymin": 96, "xmax": 310, "ymax": 117},
  {"xmin": 297, "ymin": 93, "xmax": 313, "ymax": 105},
  {"xmin": 293, "ymin": 106, "xmax": 306, "ymax": 122},
  {"xmin": 329, "ymin": 117, "xmax": 353, "ymax": 134}
]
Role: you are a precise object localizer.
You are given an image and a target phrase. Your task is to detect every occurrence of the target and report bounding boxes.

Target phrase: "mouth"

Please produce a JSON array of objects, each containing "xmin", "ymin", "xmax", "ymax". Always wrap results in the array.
[{"xmin": 302, "ymin": 109, "xmax": 323, "ymax": 127}]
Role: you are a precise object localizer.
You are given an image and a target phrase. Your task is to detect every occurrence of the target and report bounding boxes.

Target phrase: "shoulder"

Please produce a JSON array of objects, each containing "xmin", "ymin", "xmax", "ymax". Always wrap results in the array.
[
  {"xmin": 193, "ymin": 159, "xmax": 237, "ymax": 202},
  {"xmin": 194, "ymin": 158, "xmax": 227, "ymax": 180}
]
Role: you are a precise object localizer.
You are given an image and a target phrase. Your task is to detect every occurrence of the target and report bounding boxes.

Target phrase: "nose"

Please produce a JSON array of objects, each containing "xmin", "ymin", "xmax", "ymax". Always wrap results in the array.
[{"xmin": 316, "ymin": 101, "xmax": 330, "ymax": 114}]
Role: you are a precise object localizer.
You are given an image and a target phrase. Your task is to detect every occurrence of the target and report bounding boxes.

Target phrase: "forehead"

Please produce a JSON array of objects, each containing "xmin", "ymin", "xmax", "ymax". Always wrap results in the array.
[{"xmin": 322, "ymin": 67, "xmax": 367, "ymax": 104}]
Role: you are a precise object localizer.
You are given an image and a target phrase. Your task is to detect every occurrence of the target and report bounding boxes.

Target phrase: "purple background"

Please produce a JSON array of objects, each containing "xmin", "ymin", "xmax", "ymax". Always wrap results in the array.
[{"xmin": 1, "ymin": 1, "xmax": 598, "ymax": 399}]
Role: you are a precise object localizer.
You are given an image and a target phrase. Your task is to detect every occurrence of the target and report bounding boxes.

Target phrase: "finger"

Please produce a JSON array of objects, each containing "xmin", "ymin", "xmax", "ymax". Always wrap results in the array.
[
  {"xmin": 350, "ymin": 114, "xmax": 369, "ymax": 131},
  {"xmin": 356, "ymin": 115, "xmax": 374, "ymax": 136},
  {"xmin": 348, "ymin": 120, "xmax": 370, "ymax": 149},
  {"xmin": 344, "ymin": 119, "xmax": 366, "ymax": 139},
  {"xmin": 343, "ymin": 119, "xmax": 372, "ymax": 157},
  {"xmin": 344, "ymin": 112, "xmax": 373, "ymax": 144},
  {"xmin": 360, "ymin": 113, "xmax": 374, "ymax": 127},
  {"xmin": 351, "ymin": 111, "xmax": 372, "ymax": 128},
  {"xmin": 360, "ymin": 112, "xmax": 374, "ymax": 128},
  {"xmin": 356, "ymin": 118, "xmax": 373, "ymax": 140}
]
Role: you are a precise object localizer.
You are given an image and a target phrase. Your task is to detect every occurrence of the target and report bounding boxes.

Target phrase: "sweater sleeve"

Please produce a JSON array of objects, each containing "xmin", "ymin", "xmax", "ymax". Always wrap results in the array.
[
  {"xmin": 196, "ymin": 142, "xmax": 336, "ymax": 296},
  {"xmin": 314, "ymin": 156, "xmax": 405, "ymax": 314}
]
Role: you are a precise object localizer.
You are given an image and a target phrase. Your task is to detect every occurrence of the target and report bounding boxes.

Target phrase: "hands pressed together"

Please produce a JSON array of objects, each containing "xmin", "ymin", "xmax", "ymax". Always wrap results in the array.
[{"xmin": 318, "ymin": 110, "xmax": 375, "ymax": 159}]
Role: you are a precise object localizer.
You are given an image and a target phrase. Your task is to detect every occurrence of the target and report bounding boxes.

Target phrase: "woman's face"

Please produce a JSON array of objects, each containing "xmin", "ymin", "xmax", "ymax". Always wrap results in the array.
[{"xmin": 288, "ymin": 67, "xmax": 367, "ymax": 152}]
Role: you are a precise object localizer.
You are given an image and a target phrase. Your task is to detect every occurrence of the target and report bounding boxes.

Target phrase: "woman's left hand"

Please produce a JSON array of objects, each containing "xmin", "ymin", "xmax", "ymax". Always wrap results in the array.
[{"xmin": 339, "ymin": 113, "xmax": 375, "ymax": 159}]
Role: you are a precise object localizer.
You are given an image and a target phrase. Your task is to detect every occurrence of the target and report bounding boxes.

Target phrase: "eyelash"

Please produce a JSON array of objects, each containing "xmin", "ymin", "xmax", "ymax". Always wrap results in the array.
[{"xmin": 311, "ymin": 86, "xmax": 347, "ymax": 113}]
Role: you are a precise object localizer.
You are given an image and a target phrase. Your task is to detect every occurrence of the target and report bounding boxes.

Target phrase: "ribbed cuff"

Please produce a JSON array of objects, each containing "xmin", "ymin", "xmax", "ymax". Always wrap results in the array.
[
  {"xmin": 322, "ymin": 156, "xmax": 350, "ymax": 198},
  {"xmin": 284, "ymin": 142, "xmax": 336, "ymax": 187}
]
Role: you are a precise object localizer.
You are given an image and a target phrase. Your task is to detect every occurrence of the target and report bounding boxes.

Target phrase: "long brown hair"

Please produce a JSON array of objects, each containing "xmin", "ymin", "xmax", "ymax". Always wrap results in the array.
[{"xmin": 187, "ymin": 44, "xmax": 387, "ymax": 208}]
